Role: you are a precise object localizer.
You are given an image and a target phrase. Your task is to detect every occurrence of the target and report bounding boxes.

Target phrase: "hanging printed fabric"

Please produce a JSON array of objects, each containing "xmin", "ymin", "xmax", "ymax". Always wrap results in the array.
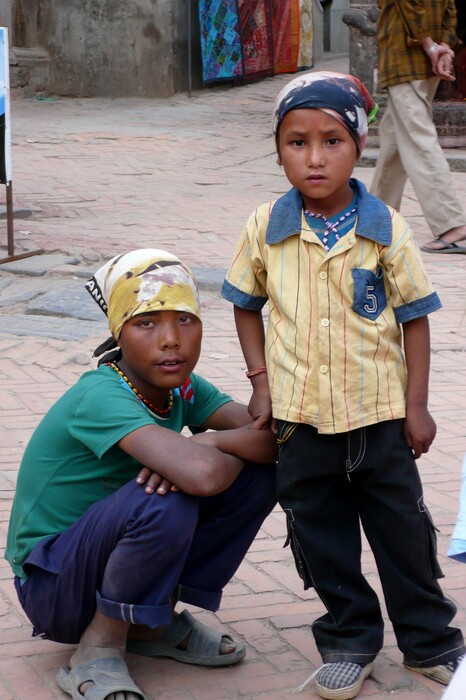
[
  {"xmin": 272, "ymin": 0, "xmax": 300, "ymax": 74},
  {"xmin": 298, "ymin": 0, "xmax": 313, "ymax": 70},
  {"xmin": 0, "ymin": 27, "xmax": 12, "ymax": 184},
  {"xmin": 237, "ymin": 0, "xmax": 274, "ymax": 80},
  {"xmin": 198, "ymin": 0, "xmax": 315, "ymax": 85},
  {"xmin": 199, "ymin": 0, "xmax": 244, "ymax": 83}
]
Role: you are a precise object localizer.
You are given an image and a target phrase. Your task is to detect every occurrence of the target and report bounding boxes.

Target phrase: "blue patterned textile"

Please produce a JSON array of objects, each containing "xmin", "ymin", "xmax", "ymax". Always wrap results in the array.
[{"xmin": 199, "ymin": 0, "xmax": 244, "ymax": 83}]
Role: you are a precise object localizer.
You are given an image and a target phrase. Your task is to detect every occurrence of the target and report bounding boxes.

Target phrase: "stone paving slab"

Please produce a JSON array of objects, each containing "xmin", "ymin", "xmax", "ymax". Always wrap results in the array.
[
  {"xmin": 0, "ymin": 52, "xmax": 465, "ymax": 700},
  {"xmin": 0, "ymin": 207, "xmax": 33, "ymax": 220},
  {"xmin": 2, "ymin": 314, "xmax": 107, "ymax": 340},
  {"xmin": 26, "ymin": 280, "xmax": 106, "ymax": 321},
  {"xmin": 0, "ymin": 254, "xmax": 80, "ymax": 277},
  {"xmin": 0, "ymin": 264, "xmax": 229, "ymax": 333},
  {"xmin": 0, "ymin": 277, "xmax": 55, "ymax": 308}
]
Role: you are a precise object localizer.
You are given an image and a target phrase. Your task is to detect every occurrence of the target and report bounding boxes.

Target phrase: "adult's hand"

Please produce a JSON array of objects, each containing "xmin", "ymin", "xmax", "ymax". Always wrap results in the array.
[{"xmin": 430, "ymin": 43, "xmax": 455, "ymax": 81}]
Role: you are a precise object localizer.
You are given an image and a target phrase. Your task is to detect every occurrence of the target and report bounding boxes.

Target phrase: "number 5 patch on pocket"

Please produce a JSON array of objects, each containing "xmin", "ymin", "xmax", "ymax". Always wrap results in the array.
[{"xmin": 352, "ymin": 266, "xmax": 387, "ymax": 320}]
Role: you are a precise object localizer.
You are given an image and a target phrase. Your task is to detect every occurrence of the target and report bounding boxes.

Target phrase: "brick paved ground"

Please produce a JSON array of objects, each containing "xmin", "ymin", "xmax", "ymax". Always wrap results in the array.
[{"xmin": 0, "ymin": 55, "xmax": 465, "ymax": 699}]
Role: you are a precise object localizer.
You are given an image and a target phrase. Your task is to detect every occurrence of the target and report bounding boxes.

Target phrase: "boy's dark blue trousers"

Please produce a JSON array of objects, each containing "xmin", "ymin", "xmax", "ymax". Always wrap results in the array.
[
  {"xmin": 276, "ymin": 418, "xmax": 465, "ymax": 668},
  {"xmin": 15, "ymin": 463, "xmax": 276, "ymax": 644}
]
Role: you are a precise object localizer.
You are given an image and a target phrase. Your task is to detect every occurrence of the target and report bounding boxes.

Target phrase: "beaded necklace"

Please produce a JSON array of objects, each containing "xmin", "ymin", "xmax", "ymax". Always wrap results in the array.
[
  {"xmin": 304, "ymin": 202, "xmax": 358, "ymax": 251},
  {"xmin": 106, "ymin": 362, "xmax": 174, "ymax": 416}
]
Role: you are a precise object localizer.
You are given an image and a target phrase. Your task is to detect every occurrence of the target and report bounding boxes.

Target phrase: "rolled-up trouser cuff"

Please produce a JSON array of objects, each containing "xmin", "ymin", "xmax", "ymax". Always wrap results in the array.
[
  {"xmin": 96, "ymin": 590, "xmax": 173, "ymax": 628},
  {"xmin": 403, "ymin": 644, "xmax": 466, "ymax": 669},
  {"xmin": 322, "ymin": 651, "xmax": 378, "ymax": 665},
  {"xmin": 177, "ymin": 583, "xmax": 222, "ymax": 612}
]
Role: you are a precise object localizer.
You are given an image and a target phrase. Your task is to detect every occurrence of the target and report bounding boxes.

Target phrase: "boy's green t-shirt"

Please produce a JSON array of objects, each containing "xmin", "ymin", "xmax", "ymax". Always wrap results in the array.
[{"xmin": 6, "ymin": 364, "xmax": 232, "ymax": 578}]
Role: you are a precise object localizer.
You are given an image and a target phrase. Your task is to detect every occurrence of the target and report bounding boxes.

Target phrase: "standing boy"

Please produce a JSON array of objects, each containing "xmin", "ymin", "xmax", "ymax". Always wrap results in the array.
[
  {"xmin": 6, "ymin": 249, "xmax": 277, "ymax": 700},
  {"xmin": 221, "ymin": 72, "xmax": 464, "ymax": 699}
]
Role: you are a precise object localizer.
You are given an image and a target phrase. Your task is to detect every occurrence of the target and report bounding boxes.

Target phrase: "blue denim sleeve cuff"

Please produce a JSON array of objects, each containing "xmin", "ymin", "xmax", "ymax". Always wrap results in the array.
[
  {"xmin": 394, "ymin": 292, "xmax": 442, "ymax": 324},
  {"xmin": 221, "ymin": 279, "xmax": 268, "ymax": 310}
]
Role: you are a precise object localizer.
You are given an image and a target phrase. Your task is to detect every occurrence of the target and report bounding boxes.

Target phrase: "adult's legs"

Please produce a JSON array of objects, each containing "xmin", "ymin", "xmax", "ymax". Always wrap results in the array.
[
  {"xmin": 370, "ymin": 79, "xmax": 466, "ymax": 240},
  {"xmin": 370, "ymin": 99, "xmax": 408, "ymax": 211}
]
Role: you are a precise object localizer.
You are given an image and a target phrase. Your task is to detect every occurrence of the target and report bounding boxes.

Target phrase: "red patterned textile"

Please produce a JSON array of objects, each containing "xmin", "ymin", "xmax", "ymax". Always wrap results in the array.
[
  {"xmin": 238, "ymin": 0, "xmax": 274, "ymax": 79},
  {"xmin": 198, "ymin": 0, "xmax": 313, "ymax": 86},
  {"xmin": 272, "ymin": 0, "xmax": 300, "ymax": 74}
]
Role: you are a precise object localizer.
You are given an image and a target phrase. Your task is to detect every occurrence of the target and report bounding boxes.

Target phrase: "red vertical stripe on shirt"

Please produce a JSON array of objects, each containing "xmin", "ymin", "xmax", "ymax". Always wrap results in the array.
[{"xmin": 339, "ymin": 252, "xmax": 351, "ymax": 430}]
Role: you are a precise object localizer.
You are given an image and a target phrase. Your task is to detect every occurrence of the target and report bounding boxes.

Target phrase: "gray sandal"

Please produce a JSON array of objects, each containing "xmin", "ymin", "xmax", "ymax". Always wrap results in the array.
[
  {"xmin": 421, "ymin": 239, "xmax": 466, "ymax": 254},
  {"xmin": 127, "ymin": 609, "xmax": 246, "ymax": 667},
  {"xmin": 56, "ymin": 657, "xmax": 146, "ymax": 700}
]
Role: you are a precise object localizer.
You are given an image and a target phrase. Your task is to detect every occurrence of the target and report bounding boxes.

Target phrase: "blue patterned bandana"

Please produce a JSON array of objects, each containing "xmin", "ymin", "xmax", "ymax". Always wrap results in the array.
[{"xmin": 273, "ymin": 71, "xmax": 378, "ymax": 156}]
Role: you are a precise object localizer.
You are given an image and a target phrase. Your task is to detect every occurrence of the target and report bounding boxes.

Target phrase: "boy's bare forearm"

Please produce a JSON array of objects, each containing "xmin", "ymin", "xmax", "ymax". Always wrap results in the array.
[
  {"xmin": 402, "ymin": 316, "xmax": 431, "ymax": 408},
  {"xmin": 119, "ymin": 425, "xmax": 246, "ymax": 496},
  {"xmin": 234, "ymin": 306, "xmax": 266, "ymax": 369},
  {"xmin": 191, "ymin": 426, "xmax": 277, "ymax": 464},
  {"xmin": 234, "ymin": 305, "xmax": 273, "ymax": 427},
  {"xmin": 402, "ymin": 316, "xmax": 437, "ymax": 457}
]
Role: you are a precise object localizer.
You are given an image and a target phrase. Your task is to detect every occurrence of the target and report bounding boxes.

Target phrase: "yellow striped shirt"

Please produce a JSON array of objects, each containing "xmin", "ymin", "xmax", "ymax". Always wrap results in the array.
[{"xmin": 222, "ymin": 180, "xmax": 441, "ymax": 434}]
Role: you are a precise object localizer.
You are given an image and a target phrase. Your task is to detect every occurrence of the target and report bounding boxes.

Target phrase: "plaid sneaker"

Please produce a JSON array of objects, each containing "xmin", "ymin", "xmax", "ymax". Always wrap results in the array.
[
  {"xmin": 293, "ymin": 661, "xmax": 373, "ymax": 699},
  {"xmin": 405, "ymin": 653, "xmax": 465, "ymax": 686}
]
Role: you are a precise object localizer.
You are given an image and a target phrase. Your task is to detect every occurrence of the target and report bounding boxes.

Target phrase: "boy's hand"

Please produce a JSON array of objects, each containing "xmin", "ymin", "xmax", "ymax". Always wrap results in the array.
[
  {"xmin": 403, "ymin": 406, "xmax": 437, "ymax": 459},
  {"xmin": 251, "ymin": 414, "xmax": 277, "ymax": 432},
  {"xmin": 136, "ymin": 467, "xmax": 179, "ymax": 495},
  {"xmin": 248, "ymin": 383, "xmax": 274, "ymax": 431}
]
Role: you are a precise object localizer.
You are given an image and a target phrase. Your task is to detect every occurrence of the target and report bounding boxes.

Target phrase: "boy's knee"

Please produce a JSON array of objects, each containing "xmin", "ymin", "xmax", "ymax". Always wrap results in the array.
[{"xmin": 137, "ymin": 490, "xmax": 200, "ymax": 545}]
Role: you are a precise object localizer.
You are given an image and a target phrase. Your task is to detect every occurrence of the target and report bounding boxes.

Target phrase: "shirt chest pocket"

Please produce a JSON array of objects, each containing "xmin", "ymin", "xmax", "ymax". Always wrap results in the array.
[{"xmin": 351, "ymin": 266, "xmax": 387, "ymax": 321}]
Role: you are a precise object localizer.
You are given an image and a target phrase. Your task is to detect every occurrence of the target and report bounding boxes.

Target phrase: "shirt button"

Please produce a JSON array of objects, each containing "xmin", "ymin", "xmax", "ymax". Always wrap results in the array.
[
  {"xmin": 320, "ymin": 365, "xmax": 328, "ymax": 374},
  {"xmin": 321, "ymin": 318, "xmax": 329, "ymax": 327},
  {"xmin": 319, "ymin": 271, "xmax": 327, "ymax": 279}
]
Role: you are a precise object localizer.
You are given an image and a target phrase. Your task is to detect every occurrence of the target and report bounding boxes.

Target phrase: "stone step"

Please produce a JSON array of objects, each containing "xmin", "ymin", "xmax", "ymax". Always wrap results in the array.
[
  {"xmin": 369, "ymin": 99, "xmax": 466, "ymax": 147},
  {"xmin": 360, "ymin": 147, "xmax": 466, "ymax": 172},
  {"xmin": 9, "ymin": 46, "xmax": 50, "ymax": 97}
]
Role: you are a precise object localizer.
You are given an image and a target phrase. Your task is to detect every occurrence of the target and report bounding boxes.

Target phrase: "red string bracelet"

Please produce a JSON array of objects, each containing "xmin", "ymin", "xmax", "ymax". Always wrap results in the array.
[{"xmin": 245, "ymin": 367, "xmax": 267, "ymax": 379}]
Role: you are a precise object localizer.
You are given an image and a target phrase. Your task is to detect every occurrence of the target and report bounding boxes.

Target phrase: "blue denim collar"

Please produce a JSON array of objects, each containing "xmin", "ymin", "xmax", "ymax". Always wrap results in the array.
[{"xmin": 265, "ymin": 178, "xmax": 393, "ymax": 246}]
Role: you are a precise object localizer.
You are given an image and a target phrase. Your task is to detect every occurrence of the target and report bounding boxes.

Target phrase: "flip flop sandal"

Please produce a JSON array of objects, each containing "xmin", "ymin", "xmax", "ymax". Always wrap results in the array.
[
  {"xmin": 421, "ymin": 240, "xmax": 466, "ymax": 254},
  {"xmin": 56, "ymin": 657, "xmax": 146, "ymax": 700},
  {"xmin": 126, "ymin": 609, "xmax": 246, "ymax": 667}
]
